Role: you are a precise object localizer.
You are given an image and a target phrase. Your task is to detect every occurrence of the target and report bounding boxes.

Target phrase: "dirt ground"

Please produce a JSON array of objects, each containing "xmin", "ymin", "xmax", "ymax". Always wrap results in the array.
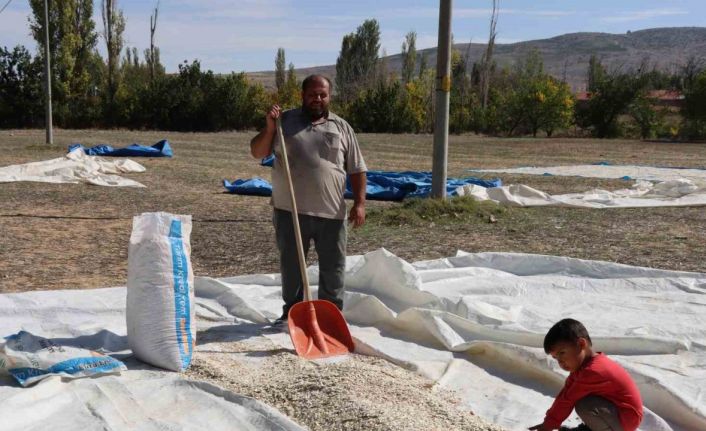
[{"xmin": 1, "ymin": 129, "xmax": 705, "ymax": 292}]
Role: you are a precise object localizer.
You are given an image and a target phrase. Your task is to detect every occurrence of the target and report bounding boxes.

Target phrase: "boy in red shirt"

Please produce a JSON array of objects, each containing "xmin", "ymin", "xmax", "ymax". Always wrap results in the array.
[{"xmin": 529, "ymin": 318, "xmax": 643, "ymax": 431}]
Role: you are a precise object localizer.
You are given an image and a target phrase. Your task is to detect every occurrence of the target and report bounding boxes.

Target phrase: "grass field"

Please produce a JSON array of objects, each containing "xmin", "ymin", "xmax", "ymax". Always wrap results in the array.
[{"xmin": 1, "ymin": 128, "xmax": 705, "ymax": 293}]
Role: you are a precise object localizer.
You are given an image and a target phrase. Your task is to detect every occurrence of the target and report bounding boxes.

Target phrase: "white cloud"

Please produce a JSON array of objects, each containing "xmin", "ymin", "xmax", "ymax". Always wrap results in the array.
[{"xmin": 600, "ymin": 8, "xmax": 688, "ymax": 23}]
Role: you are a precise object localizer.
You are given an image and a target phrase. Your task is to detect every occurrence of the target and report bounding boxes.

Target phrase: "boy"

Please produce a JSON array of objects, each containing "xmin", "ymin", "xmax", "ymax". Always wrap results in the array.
[{"xmin": 529, "ymin": 318, "xmax": 643, "ymax": 431}]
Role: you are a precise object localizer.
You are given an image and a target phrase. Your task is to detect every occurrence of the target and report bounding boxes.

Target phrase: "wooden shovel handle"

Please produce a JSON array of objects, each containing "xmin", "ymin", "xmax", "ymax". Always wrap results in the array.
[{"xmin": 276, "ymin": 118, "xmax": 311, "ymax": 302}]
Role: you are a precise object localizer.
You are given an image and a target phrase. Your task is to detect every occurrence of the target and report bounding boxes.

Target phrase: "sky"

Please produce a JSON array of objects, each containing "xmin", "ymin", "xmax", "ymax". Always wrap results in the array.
[{"xmin": 1, "ymin": 0, "xmax": 704, "ymax": 73}]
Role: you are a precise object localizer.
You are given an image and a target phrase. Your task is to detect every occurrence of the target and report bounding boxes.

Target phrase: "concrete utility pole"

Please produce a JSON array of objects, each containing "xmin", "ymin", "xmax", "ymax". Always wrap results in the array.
[
  {"xmin": 43, "ymin": 0, "xmax": 53, "ymax": 145},
  {"xmin": 431, "ymin": 0, "xmax": 452, "ymax": 199}
]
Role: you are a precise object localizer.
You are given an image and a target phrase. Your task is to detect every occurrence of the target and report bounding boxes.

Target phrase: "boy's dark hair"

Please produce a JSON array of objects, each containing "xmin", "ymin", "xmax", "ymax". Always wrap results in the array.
[
  {"xmin": 543, "ymin": 318, "xmax": 592, "ymax": 353},
  {"xmin": 302, "ymin": 74, "xmax": 333, "ymax": 92}
]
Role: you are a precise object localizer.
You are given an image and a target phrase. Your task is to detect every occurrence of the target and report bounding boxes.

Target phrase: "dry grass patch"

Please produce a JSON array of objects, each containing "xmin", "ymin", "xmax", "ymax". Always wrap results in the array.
[{"xmin": 1, "ymin": 129, "xmax": 705, "ymax": 293}]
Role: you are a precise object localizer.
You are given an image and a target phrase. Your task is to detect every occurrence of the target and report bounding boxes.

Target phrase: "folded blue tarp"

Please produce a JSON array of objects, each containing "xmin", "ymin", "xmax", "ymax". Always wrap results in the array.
[
  {"xmin": 68, "ymin": 140, "xmax": 173, "ymax": 157},
  {"xmin": 222, "ymin": 178, "xmax": 273, "ymax": 196},
  {"xmin": 223, "ymin": 171, "xmax": 501, "ymax": 201}
]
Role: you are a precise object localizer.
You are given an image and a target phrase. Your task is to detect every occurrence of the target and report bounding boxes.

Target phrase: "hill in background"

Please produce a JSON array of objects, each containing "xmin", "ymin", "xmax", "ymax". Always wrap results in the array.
[{"xmin": 247, "ymin": 27, "xmax": 706, "ymax": 92}]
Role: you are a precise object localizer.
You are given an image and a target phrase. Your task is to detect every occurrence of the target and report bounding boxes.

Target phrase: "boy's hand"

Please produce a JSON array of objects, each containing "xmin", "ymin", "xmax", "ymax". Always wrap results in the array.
[{"xmin": 529, "ymin": 423, "xmax": 551, "ymax": 431}]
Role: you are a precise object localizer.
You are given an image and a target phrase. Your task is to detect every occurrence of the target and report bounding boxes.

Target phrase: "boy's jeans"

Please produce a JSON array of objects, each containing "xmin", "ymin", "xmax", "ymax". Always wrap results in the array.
[{"xmin": 575, "ymin": 395, "xmax": 625, "ymax": 431}]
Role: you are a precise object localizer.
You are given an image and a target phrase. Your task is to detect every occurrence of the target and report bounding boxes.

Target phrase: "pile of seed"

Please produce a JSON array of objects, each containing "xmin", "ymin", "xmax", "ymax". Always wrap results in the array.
[{"xmin": 185, "ymin": 337, "xmax": 505, "ymax": 431}]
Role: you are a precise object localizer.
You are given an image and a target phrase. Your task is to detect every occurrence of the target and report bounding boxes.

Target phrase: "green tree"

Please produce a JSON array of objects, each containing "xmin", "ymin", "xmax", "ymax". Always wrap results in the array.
[
  {"xmin": 628, "ymin": 93, "xmax": 660, "ymax": 139},
  {"xmin": 348, "ymin": 80, "xmax": 415, "ymax": 133},
  {"xmin": 29, "ymin": 0, "xmax": 99, "ymax": 126},
  {"xmin": 115, "ymin": 46, "xmax": 150, "ymax": 126},
  {"xmin": 502, "ymin": 49, "xmax": 545, "ymax": 135},
  {"xmin": 576, "ymin": 70, "xmax": 646, "ymax": 138},
  {"xmin": 587, "ymin": 54, "xmax": 605, "ymax": 92},
  {"xmin": 335, "ymin": 19, "xmax": 380, "ymax": 104},
  {"xmin": 102, "ymin": 0, "xmax": 126, "ymax": 124},
  {"xmin": 208, "ymin": 73, "xmax": 269, "ymax": 131},
  {"xmin": 278, "ymin": 62, "xmax": 299, "ymax": 109},
  {"xmin": 275, "ymin": 47, "xmax": 286, "ymax": 94},
  {"xmin": 449, "ymin": 49, "xmax": 472, "ymax": 133},
  {"xmin": 538, "ymin": 78, "xmax": 574, "ymax": 137},
  {"xmin": 0, "ymin": 46, "xmax": 44, "ymax": 127},
  {"xmin": 491, "ymin": 51, "xmax": 574, "ymax": 137},
  {"xmin": 401, "ymin": 31, "xmax": 417, "ymax": 84},
  {"xmin": 681, "ymin": 69, "xmax": 706, "ymax": 139},
  {"xmin": 418, "ymin": 51, "xmax": 428, "ymax": 79}
]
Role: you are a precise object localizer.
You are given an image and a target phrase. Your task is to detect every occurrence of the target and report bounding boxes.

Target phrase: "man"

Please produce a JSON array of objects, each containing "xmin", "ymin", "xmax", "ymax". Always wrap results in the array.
[{"xmin": 250, "ymin": 74, "xmax": 367, "ymax": 325}]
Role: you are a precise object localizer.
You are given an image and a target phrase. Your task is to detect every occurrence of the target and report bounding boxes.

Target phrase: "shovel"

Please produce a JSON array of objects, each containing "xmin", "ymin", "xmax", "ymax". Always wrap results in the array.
[{"xmin": 275, "ymin": 118, "xmax": 355, "ymax": 359}]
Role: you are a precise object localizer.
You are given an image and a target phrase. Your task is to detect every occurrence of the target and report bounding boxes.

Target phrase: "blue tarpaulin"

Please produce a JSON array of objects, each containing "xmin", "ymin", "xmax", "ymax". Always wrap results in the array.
[
  {"xmin": 222, "ymin": 178, "xmax": 274, "ymax": 196},
  {"xmin": 223, "ymin": 171, "xmax": 501, "ymax": 201},
  {"xmin": 68, "ymin": 140, "xmax": 173, "ymax": 157}
]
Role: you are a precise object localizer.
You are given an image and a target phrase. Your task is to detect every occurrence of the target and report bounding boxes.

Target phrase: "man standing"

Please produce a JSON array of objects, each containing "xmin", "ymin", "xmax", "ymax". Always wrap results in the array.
[{"xmin": 250, "ymin": 74, "xmax": 367, "ymax": 325}]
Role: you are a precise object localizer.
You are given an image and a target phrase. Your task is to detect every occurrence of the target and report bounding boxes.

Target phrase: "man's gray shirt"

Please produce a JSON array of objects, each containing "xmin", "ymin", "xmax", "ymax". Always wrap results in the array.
[{"xmin": 271, "ymin": 108, "xmax": 367, "ymax": 220}]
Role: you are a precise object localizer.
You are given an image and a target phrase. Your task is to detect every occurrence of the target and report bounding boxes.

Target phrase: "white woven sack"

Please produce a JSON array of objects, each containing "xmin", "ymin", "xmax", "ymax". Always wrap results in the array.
[{"xmin": 127, "ymin": 212, "xmax": 195, "ymax": 371}]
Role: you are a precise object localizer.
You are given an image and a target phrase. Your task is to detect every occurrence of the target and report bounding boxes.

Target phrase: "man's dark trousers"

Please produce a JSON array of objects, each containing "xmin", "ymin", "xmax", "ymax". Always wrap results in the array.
[{"xmin": 273, "ymin": 209, "xmax": 347, "ymax": 316}]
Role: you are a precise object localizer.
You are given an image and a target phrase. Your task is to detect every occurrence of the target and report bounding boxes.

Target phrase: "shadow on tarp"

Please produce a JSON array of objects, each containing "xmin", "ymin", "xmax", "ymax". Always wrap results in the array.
[
  {"xmin": 48, "ymin": 331, "xmax": 166, "ymax": 371},
  {"xmin": 48, "ymin": 329, "xmax": 128, "ymax": 353},
  {"xmin": 196, "ymin": 323, "xmax": 292, "ymax": 357}
]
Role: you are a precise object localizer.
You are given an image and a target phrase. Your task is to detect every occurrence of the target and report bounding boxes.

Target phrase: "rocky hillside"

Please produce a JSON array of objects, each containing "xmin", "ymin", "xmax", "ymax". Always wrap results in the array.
[{"xmin": 248, "ymin": 27, "xmax": 706, "ymax": 91}]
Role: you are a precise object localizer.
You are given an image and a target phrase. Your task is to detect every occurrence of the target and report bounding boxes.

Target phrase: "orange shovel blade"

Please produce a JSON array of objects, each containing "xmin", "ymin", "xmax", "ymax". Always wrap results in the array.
[{"xmin": 287, "ymin": 300, "xmax": 355, "ymax": 359}]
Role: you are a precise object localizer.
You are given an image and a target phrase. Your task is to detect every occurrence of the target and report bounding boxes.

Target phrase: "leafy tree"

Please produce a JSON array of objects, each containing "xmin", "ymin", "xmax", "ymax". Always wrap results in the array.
[
  {"xmin": 681, "ymin": 69, "xmax": 706, "ymax": 139},
  {"xmin": 401, "ymin": 31, "xmax": 417, "ymax": 84},
  {"xmin": 418, "ymin": 51, "xmax": 428, "ymax": 79},
  {"xmin": 208, "ymin": 72, "xmax": 269, "ymax": 130},
  {"xmin": 115, "ymin": 47, "xmax": 150, "ymax": 126},
  {"xmin": 577, "ymin": 67, "xmax": 647, "ymax": 138},
  {"xmin": 335, "ymin": 19, "xmax": 380, "ymax": 104},
  {"xmin": 587, "ymin": 54, "xmax": 605, "ymax": 92},
  {"xmin": 0, "ymin": 46, "xmax": 43, "ymax": 127},
  {"xmin": 275, "ymin": 47, "xmax": 286, "ymax": 94},
  {"xmin": 276, "ymin": 62, "xmax": 300, "ymax": 109},
  {"xmin": 502, "ymin": 50, "xmax": 573, "ymax": 137},
  {"xmin": 628, "ymin": 93, "xmax": 660, "ymax": 139},
  {"xmin": 449, "ymin": 49, "xmax": 472, "ymax": 133},
  {"xmin": 348, "ymin": 80, "xmax": 415, "ymax": 133},
  {"xmin": 538, "ymin": 78, "xmax": 574, "ymax": 137},
  {"xmin": 101, "ymin": 0, "xmax": 126, "ymax": 124},
  {"xmin": 29, "ymin": 0, "xmax": 99, "ymax": 126}
]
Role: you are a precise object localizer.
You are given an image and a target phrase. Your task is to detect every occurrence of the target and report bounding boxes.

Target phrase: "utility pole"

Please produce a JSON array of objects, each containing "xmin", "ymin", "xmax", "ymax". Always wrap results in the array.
[
  {"xmin": 43, "ymin": 0, "xmax": 53, "ymax": 145},
  {"xmin": 431, "ymin": 0, "xmax": 452, "ymax": 199}
]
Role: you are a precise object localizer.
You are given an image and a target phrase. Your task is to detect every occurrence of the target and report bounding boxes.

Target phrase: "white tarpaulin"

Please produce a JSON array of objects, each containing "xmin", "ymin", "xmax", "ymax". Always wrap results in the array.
[
  {"xmin": 456, "ymin": 179, "xmax": 706, "ymax": 208},
  {"xmin": 461, "ymin": 165, "xmax": 706, "ymax": 208},
  {"xmin": 1, "ymin": 250, "xmax": 704, "ymax": 431},
  {"xmin": 0, "ymin": 288, "xmax": 304, "ymax": 431},
  {"xmin": 471, "ymin": 165, "xmax": 706, "ymax": 182},
  {"xmin": 194, "ymin": 250, "xmax": 706, "ymax": 431},
  {"xmin": 0, "ymin": 148, "xmax": 146, "ymax": 187}
]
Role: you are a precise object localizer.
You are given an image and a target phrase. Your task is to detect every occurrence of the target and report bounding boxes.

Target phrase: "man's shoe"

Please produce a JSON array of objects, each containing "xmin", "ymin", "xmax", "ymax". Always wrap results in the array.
[
  {"xmin": 560, "ymin": 424, "xmax": 591, "ymax": 431},
  {"xmin": 272, "ymin": 314, "xmax": 288, "ymax": 326}
]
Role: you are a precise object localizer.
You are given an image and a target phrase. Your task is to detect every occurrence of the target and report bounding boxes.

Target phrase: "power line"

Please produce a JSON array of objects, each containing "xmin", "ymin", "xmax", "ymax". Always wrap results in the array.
[{"xmin": 0, "ymin": 0, "xmax": 13, "ymax": 15}]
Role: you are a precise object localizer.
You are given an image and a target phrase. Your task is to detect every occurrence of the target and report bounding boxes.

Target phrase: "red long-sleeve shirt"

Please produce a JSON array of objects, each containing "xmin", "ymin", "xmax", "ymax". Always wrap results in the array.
[{"xmin": 544, "ymin": 353, "xmax": 643, "ymax": 431}]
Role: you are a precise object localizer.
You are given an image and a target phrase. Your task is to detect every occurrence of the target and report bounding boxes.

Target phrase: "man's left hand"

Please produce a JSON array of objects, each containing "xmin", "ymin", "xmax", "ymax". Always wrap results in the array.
[{"xmin": 349, "ymin": 203, "xmax": 365, "ymax": 228}]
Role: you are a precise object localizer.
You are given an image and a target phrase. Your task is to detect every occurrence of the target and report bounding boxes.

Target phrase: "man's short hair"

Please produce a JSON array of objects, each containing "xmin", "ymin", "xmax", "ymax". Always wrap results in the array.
[
  {"xmin": 302, "ymin": 74, "xmax": 333, "ymax": 92},
  {"xmin": 543, "ymin": 318, "xmax": 592, "ymax": 353}
]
